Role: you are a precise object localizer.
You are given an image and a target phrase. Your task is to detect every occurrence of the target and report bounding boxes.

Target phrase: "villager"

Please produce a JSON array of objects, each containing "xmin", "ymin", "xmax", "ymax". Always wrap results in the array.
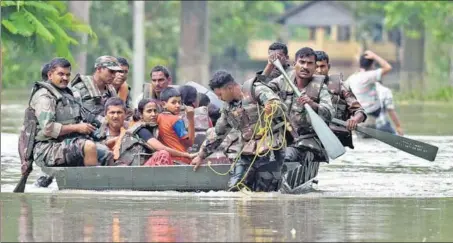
[
  {"xmin": 113, "ymin": 98, "xmax": 196, "ymax": 166},
  {"xmin": 156, "ymin": 87, "xmax": 195, "ymax": 164},
  {"xmin": 344, "ymin": 50, "xmax": 393, "ymax": 130}
]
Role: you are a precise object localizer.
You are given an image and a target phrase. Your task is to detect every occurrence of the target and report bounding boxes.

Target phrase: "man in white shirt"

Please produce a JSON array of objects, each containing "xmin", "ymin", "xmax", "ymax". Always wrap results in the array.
[
  {"xmin": 345, "ymin": 50, "xmax": 393, "ymax": 129},
  {"xmin": 376, "ymin": 82, "xmax": 404, "ymax": 135}
]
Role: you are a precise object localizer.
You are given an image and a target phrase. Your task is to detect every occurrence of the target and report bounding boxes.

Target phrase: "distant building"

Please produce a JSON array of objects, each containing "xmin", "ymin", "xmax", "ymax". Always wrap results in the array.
[{"xmin": 246, "ymin": 1, "xmax": 401, "ymax": 87}]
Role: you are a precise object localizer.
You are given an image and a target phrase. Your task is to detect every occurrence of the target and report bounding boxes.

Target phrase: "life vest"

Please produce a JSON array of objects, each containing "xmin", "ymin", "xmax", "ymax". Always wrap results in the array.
[
  {"xmin": 114, "ymin": 122, "xmax": 158, "ymax": 166},
  {"xmin": 276, "ymin": 71, "xmax": 326, "ymax": 153},
  {"xmin": 18, "ymin": 81, "xmax": 82, "ymax": 175},
  {"xmin": 32, "ymin": 82, "xmax": 82, "ymax": 142},
  {"xmin": 69, "ymin": 74, "xmax": 117, "ymax": 116},
  {"xmin": 325, "ymin": 74, "xmax": 354, "ymax": 149},
  {"xmin": 224, "ymin": 78, "xmax": 285, "ymax": 155},
  {"xmin": 186, "ymin": 106, "xmax": 212, "ymax": 153}
]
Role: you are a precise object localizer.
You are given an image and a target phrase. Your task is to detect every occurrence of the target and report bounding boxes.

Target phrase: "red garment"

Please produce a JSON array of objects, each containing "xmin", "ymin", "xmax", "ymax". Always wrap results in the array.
[
  {"xmin": 143, "ymin": 150, "xmax": 173, "ymax": 166},
  {"xmin": 157, "ymin": 112, "xmax": 191, "ymax": 164}
]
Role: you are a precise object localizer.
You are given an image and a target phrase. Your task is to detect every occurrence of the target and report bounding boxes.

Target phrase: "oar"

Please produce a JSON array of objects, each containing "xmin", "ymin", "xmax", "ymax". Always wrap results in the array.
[
  {"xmin": 273, "ymin": 60, "xmax": 346, "ymax": 160},
  {"xmin": 13, "ymin": 167, "xmax": 32, "ymax": 193},
  {"xmin": 332, "ymin": 118, "xmax": 438, "ymax": 161}
]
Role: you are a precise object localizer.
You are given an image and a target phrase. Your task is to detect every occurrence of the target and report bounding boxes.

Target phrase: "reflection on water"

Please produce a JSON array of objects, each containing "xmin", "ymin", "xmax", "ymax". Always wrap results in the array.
[{"xmin": 1, "ymin": 194, "xmax": 452, "ymax": 242}]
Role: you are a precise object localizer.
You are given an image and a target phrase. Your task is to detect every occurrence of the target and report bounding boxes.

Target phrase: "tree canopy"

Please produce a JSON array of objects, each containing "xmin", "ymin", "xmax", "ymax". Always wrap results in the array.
[{"xmin": 1, "ymin": 0, "xmax": 96, "ymax": 87}]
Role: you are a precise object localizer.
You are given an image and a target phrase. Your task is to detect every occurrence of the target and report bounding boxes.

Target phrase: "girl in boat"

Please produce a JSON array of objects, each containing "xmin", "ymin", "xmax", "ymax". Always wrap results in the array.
[{"xmin": 113, "ymin": 98, "xmax": 197, "ymax": 166}]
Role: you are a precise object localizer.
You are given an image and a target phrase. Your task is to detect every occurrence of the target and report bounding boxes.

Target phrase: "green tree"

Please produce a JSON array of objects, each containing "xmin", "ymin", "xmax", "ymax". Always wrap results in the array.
[{"xmin": 1, "ymin": 0, "xmax": 96, "ymax": 87}]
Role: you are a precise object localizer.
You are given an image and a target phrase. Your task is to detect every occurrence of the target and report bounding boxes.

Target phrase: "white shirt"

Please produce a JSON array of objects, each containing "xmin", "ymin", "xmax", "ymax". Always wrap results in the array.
[{"xmin": 344, "ymin": 68, "xmax": 382, "ymax": 114}]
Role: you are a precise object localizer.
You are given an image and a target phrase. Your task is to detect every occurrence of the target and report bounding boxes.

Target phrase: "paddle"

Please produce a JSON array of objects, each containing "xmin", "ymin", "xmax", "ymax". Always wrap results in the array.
[
  {"xmin": 13, "ymin": 167, "xmax": 32, "ymax": 193},
  {"xmin": 331, "ymin": 118, "xmax": 438, "ymax": 161},
  {"xmin": 272, "ymin": 60, "xmax": 346, "ymax": 160}
]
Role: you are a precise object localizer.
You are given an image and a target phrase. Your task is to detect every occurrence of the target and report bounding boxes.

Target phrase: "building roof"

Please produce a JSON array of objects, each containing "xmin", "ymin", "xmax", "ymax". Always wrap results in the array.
[{"xmin": 276, "ymin": 1, "xmax": 355, "ymax": 27}]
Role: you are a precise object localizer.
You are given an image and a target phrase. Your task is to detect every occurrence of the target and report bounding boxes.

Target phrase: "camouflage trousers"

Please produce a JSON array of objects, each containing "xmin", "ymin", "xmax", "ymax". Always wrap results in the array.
[
  {"xmin": 33, "ymin": 137, "xmax": 113, "ymax": 167},
  {"xmin": 280, "ymin": 146, "xmax": 326, "ymax": 194},
  {"xmin": 229, "ymin": 149, "xmax": 284, "ymax": 192}
]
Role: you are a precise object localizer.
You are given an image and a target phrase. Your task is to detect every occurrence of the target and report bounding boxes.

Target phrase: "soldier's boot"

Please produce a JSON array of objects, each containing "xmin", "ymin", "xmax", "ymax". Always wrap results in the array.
[
  {"xmin": 228, "ymin": 164, "xmax": 248, "ymax": 192},
  {"xmin": 35, "ymin": 175, "xmax": 54, "ymax": 188}
]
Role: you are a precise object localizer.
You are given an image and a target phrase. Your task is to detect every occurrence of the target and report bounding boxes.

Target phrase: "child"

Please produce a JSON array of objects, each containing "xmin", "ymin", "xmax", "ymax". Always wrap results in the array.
[{"xmin": 157, "ymin": 87, "xmax": 195, "ymax": 164}]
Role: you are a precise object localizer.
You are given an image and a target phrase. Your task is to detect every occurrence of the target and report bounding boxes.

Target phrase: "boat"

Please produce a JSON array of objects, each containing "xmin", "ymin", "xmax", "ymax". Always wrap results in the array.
[{"xmin": 41, "ymin": 158, "xmax": 320, "ymax": 193}]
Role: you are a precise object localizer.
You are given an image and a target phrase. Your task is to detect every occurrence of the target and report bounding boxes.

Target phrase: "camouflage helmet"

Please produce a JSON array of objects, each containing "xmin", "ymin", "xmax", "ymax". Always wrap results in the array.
[{"xmin": 94, "ymin": 56, "xmax": 122, "ymax": 71}]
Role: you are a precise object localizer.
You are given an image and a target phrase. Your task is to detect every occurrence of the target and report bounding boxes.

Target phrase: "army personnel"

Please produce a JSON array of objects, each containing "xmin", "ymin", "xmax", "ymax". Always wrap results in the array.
[
  {"xmin": 29, "ymin": 58, "xmax": 114, "ymax": 168},
  {"xmin": 266, "ymin": 47, "xmax": 335, "ymax": 192},
  {"xmin": 315, "ymin": 50, "xmax": 366, "ymax": 148},
  {"xmin": 256, "ymin": 42, "xmax": 293, "ymax": 83},
  {"xmin": 69, "ymin": 55, "xmax": 121, "ymax": 118},
  {"xmin": 191, "ymin": 70, "xmax": 287, "ymax": 192}
]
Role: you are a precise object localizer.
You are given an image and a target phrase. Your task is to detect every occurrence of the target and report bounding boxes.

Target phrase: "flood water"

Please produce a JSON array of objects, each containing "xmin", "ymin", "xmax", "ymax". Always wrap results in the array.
[{"xmin": 1, "ymin": 89, "xmax": 453, "ymax": 242}]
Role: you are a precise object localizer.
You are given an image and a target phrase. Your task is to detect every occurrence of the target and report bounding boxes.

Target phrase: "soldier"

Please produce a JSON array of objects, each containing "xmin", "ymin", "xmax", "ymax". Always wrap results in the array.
[
  {"xmin": 256, "ymin": 42, "xmax": 293, "ymax": 83},
  {"xmin": 191, "ymin": 70, "xmax": 287, "ymax": 192},
  {"xmin": 69, "ymin": 55, "xmax": 121, "ymax": 118},
  {"xmin": 112, "ymin": 57, "xmax": 133, "ymax": 117},
  {"xmin": 29, "ymin": 58, "xmax": 114, "ymax": 168},
  {"xmin": 266, "ymin": 47, "xmax": 335, "ymax": 193},
  {"xmin": 315, "ymin": 50, "xmax": 366, "ymax": 149}
]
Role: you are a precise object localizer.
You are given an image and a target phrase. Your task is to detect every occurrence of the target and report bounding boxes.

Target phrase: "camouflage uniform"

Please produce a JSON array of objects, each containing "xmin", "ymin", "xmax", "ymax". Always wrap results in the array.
[
  {"xmin": 201, "ymin": 128, "xmax": 241, "ymax": 164},
  {"xmin": 30, "ymin": 81, "xmax": 113, "ymax": 167},
  {"xmin": 69, "ymin": 56, "xmax": 120, "ymax": 118},
  {"xmin": 198, "ymin": 79, "xmax": 287, "ymax": 192},
  {"xmin": 266, "ymin": 70, "xmax": 334, "ymax": 192},
  {"xmin": 324, "ymin": 74, "xmax": 367, "ymax": 149}
]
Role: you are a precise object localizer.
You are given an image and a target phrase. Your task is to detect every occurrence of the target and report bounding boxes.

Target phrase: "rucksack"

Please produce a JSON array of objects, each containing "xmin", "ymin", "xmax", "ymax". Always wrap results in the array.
[{"xmin": 18, "ymin": 84, "xmax": 40, "ymax": 176}]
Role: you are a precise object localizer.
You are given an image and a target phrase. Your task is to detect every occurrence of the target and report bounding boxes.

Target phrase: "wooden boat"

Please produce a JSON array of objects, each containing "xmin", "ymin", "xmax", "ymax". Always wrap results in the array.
[{"xmin": 41, "ymin": 159, "xmax": 320, "ymax": 193}]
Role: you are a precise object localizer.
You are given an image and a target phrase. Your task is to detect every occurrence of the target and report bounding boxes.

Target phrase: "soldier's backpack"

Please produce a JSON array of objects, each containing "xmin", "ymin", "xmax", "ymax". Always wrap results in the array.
[{"xmin": 18, "ymin": 83, "xmax": 40, "ymax": 176}]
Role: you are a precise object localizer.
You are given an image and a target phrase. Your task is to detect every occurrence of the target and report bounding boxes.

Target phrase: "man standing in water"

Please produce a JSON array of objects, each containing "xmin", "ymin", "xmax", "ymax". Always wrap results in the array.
[
  {"xmin": 191, "ymin": 70, "xmax": 287, "ymax": 192},
  {"xmin": 344, "ymin": 50, "xmax": 393, "ymax": 130}
]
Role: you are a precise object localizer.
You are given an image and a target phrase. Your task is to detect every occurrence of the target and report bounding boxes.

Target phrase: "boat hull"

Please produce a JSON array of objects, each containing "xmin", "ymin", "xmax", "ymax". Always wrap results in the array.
[
  {"xmin": 42, "ymin": 164, "xmax": 231, "ymax": 191},
  {"xmin": 41, "ymin": 162, "xmax": 321, "ymax": 192}
]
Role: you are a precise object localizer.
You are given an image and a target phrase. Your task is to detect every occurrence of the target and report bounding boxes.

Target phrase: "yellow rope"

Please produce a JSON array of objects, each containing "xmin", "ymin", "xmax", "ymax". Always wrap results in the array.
[{"xmin": 207, "ymin": 101, "xmax": 289, "ymax": 192}]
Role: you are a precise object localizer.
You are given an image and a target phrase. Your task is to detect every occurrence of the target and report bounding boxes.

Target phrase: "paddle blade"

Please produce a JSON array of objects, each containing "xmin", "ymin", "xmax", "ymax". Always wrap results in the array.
[
  {"xmin": 305, "ymin": 104, "xmax": 346, "ymax": 159},
  {"xmin": 356, "ymin": 125, "xmax": 438, "ymax": 161},
  {"xmin": 331, "ymin": 118, "xmax": 438, "ymax": 161},
  {"xmin": 13, "ymin": 174, "xmax": 28, "ymax": 193}
]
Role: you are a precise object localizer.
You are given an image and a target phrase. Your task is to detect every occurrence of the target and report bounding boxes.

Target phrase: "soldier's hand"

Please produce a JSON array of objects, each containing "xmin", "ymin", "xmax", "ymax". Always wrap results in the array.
[
  {"xmin": 77, "ymin": 123, "xmax": 96, "ymax": 134},
  {"xmin": 264, "ymin": 102, "xmax": 274, "ymax": 116},
  {"xmin": 297, "ymin": 95, "xmax": 315, "ymax": 107},
  {"xmin": 267, "ymin": 53, "xmax": 278, "ymax": 66},
  {"xmin": 346, "ymin": 117, "xmax": 359, "ymax": 131},
  {"xmin": 185, "ymin": 106, "xmax": 195, "ymax": 119},
  {"xmin": 191, "ymin": 155, "xmax": 203, "ymax": 171},
  {"xmin": 396, "ymin": 126, "xmax": 404, "ymax": 136}
]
